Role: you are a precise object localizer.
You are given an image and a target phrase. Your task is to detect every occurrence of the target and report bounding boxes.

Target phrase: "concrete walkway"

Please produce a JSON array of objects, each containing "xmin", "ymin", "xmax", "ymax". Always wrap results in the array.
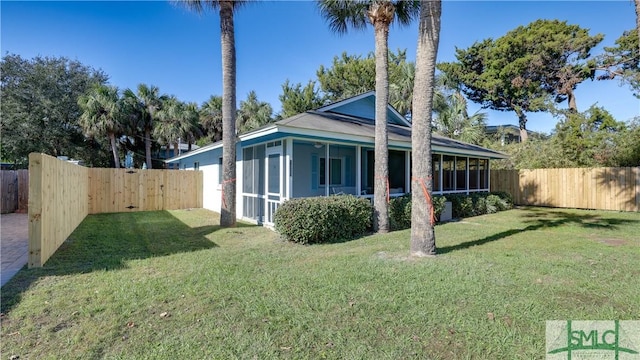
[{"xmin": 1, "ymin": 213, "xmax": 28, "ymax": 287}]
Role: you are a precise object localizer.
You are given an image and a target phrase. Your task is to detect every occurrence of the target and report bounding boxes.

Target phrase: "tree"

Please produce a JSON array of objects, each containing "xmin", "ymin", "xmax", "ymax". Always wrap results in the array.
[
  {"xmin": 438, "ymin": 20, "xmax": 603, "ymax": 141},
  {"xmin": 278, "ymin": 80, "xmax": 325, "ymax": 119},
  {"xmin": 200, "ymin": 95, "xmax": 223, "ymax": 143},
  {"xmin": 318, "ymin": 0, "xmax": 419, "ymax": 233},
  {"xmin": 410, "ymin": 0, "xmax": 441, "ymax": 256},
  {"xmin": 134, "ymin": 84, "xmax": 165, "ymax": 169},
  {"xmin": 154, "ymin": 96, "xmax": 184, "ymax": 159},
  {"xmin": 315, "ymin": 49, "xmax": 416, "ymax": 116},
  {"xmin": 78, "ymin": 84, "xmax": 125, "ymax": 168},
  {"xmin": 0, "ymin": 54, "xmax": 110, "ymax": 167},
  {"xmin": 554, "ymin": 105, "xmax": 627, "ymax": 167},
  {"xmin": 236, "ymin": 90, "xmax": 273, "ymax": 133},
  {"xmin": 316, "ymin": 52, "xmax": 376, "ymax": 100},
  {"xmin": 597, "ymin": 29, "xmax": 640, "ymax": 97},
  {"xmin": 181, "ymin": 102, "xmax": 203, "ymax": 151},
  {"xmin": 179, "ymin": 0, "xmax": 243, "ymax": 227},
  {"xmin": 433, "ymin": 91, "xmax": 487, "ymax": 145}
]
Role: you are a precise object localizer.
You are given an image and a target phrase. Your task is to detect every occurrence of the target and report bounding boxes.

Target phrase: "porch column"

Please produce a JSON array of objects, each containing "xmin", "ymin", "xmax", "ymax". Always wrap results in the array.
[
  {"xmin": 325, "ymin": 143, "xmax": 330, "ymax": 197},
  {"xmin": 466, "ymin": 156, "xmax": 470, "ymax": 195},
  {"xmin": 405, "ymin": 150, "xmax": 411, "ymax": 194},
  {"xmin": 356, "ymin": 145, "xmax": 362, "ymax": 196},
  {"xmin": 285, "ymin": 138, "xmax": 293, "ymax": 200}
]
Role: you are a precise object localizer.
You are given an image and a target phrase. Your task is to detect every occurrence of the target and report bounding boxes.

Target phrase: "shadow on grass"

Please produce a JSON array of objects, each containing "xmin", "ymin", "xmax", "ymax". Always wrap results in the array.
[
  {"xmin": 437, "ymin": 208, "xmax": 639, "ymax": 254},
  {"xmin": 1, "ymin": 210, "xmax": 254, "ymax": 314}
]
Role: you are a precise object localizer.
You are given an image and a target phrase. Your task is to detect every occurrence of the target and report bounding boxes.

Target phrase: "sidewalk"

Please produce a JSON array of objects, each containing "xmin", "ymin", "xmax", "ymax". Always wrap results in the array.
[{"xmin": 1, "ymin": 213, "xmax": 28, "ymax": 287}]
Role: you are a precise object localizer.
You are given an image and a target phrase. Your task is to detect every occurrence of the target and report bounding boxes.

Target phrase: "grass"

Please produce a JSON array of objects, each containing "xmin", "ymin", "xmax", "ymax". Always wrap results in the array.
[{"xmin": 1, "ymin": 207, "xmax": 639, "ymax": 359}]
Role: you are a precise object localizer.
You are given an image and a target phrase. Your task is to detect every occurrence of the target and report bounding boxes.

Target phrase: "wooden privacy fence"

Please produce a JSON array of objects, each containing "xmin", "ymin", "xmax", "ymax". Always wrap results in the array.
[
  {"xmin": 29, "ymin": 153, "xmax": 203, "ymax": 268},
  {"xmin": 490, "ymin": 167, "xmax": 640, "ymax": 212},
  {"xmin": 1, "ymin": 170, "xmax": 29, "ymax": 213},
  {"xmin": 88, "ymin": 168, "xmax": 203, "ymax": 214}
]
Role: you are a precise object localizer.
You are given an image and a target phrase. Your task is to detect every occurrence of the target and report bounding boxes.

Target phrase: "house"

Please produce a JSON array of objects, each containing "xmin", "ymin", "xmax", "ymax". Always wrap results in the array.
[
  {"xmin": 485, "ymin": 124, "xmax": 544, "ymax": 145},
  {"xmin": 166, "ymin": 92, "xmax": 507, "ymax": 226}
]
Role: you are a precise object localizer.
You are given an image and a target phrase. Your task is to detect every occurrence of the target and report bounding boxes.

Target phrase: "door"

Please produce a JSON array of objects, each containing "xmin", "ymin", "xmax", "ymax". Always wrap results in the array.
[{"xmin": 265, "ymin": 144, "xmax": 282, "ymax": 225}]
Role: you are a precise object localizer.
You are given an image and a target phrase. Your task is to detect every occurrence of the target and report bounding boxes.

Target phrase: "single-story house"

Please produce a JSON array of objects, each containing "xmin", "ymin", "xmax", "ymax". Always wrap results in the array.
[{"xmin": 166, "ymin": 91, "xmax": 507, "ymax": 225}]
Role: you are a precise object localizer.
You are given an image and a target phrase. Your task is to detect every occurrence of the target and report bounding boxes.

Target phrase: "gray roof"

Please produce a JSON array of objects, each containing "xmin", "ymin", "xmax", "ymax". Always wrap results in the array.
[{"xmin": 275, "ymin": 110, "xmax": 508, "ymax": 158}]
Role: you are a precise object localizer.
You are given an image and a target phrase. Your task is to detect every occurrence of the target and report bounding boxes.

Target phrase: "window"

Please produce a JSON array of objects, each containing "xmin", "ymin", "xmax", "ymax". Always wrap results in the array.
[
  {"xmin": 469, "ymin": 158, "xmax": 479, "ymax": 189},
  {"xmin": 320, "ymin": 158, "xmax": 342, "ymax": 186},
  {"xmin": 218, "ymin": 157, "xmax": 223, "ymax": 184},
  {"xmin": 268, "ymin": 154, "xmax": 280, "ymax": 194},
  {"xmin": 194, "ymin": 161, "xmax": 200, "ymax": 171},
  {"xmin": 388, "ymin": 150, "xmax": 405, "ymax": 191},
  {"xmin": 456, "ymin": 157, "xmax": 467, "ymax": 191},
  {"xmin": 479, "ymin": 159, "xmax": 488, "ymax": 189},
  {"xmin": 432, "ymin": 154, "xmax": 441, "ymax": 192},
  {"xmin": 442, "ymin": 155, "xmax": 455, "ymax": 191}
]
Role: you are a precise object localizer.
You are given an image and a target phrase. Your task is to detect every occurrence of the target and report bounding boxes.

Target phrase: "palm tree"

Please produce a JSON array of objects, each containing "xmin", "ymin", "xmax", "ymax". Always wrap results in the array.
[
  {"xmin": 178, "ymin": 0, "xmax": 243, "ymax": 227},
  {"xmin": 200, "ymin": 95, "xmax": 223, "ymax": 142},
  {"xmin": 155, "ymin": 96, "xmax": 184, "ymax": 159},
  {"xmin": 237, "ymin": 90, "xmax": 273, "ymax": 134},
  {"xmin": 389, "ymin": 60, "xmax": 415, "ymax": 117},
  {"xmin": 182, "ymin": 102, "xmax": 203, "ymax": 151},
  {"xmin": 410, "ymin": 0, "xmax": 441, "ymax": 257},
  {"xmin": 78, "ymin": 84, "xmax": 124, "ymax": 168},
  {"xmin": 135, "ymin": 84, "xmax": 164, "ymax": 169},
  {"xmin": 318, "ymin": 0, "xmax": 419, "ymax": 233},
  {"xmin": 433, "ymin": 92, "xmax": 487, "ymax": 145}
]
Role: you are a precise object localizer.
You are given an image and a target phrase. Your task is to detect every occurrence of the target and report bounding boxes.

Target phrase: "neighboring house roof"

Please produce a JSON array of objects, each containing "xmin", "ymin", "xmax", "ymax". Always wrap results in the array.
[{"xmin": 167, "ymin": 92, "xmax": 508, "ymax": 162}]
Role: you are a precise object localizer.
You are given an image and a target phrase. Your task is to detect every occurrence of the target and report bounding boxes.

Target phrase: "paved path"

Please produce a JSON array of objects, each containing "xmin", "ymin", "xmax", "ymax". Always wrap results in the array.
[{"xmin": 1, "ymin": 213, "xmax": 28, "ymax": 287}]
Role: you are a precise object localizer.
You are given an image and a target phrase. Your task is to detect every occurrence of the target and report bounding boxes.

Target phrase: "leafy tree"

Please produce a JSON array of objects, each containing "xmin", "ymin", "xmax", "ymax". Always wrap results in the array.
[
  {"xmin": 0, "ymin": 54, "xmax": 110, "ymax": 167},
  {"xmin": 278, "ymin": 80, "xmax": 325, "ymax": 119},
  {"xmin": 554, "ymin": 105, "xmax": 627, "ymax": 167},
  {"xmin": 410, "ymin": 0, "xmax": 441, "ymax": 257},
  {"xmin": 78, "ymin": 84, "xmax": 125, "ymax": 168},
  {"xmin": 318, "ymin": 0, "xmax": 419, "ymax": 233},
  {"xmin": 597, "ymin": 29, "xmax": 640, "ymax": 97},
  {"xmin": 316, "ymin": 52, "xmax": 376, "ymax": 100},
  {"xmin": 613, "ymin": 118, "xmax": 640, "ymax": 166},
  {"xmin": 438, "ymin": 20, "xmax": 603, "ymax": 142},
  {"xmin": 180, "ymin": 0, "xmax": 243, "ymax": 227},
  {"xmin": 315, "ymin": 49, "xmax": 416, "ymax": 116},
  {"xmin": 237, "ymin": 90, "xmax": 273, "ymax": 133},
  {"xmin": 200, "ymin": 95, "xmax": 223, "ymax": 143}
]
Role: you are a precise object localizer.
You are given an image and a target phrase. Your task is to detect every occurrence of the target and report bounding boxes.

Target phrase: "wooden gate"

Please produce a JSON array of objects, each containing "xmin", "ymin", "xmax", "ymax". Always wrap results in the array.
[{"xmin": 1, "ymin": 170, "xmax": 29, "ymax": 213}]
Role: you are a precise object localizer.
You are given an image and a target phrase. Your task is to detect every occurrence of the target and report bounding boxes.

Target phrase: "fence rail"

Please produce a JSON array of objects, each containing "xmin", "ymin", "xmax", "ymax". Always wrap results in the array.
[
  {"xmin": 1, "ymin": 170, "xmax": 29, "ymax": 213},
  {"xmin": 28, "ymin": 153, "xmax": 203, "ymax": 267},
  {"xmin": 490, "ymin": 167, "xmax": 640, "ymax": 212}
]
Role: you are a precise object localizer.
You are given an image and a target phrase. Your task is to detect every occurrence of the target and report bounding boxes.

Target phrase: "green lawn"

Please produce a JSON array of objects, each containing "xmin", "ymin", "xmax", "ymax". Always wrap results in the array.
[{"xmin": 1, "ymin": 207, "xmax": 638, "ymax": 359}]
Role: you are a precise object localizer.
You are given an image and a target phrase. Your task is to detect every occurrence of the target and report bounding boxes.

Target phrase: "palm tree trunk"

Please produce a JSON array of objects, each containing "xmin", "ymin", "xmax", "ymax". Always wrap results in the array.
[
  {"xmin": 410, "ymin": 0, "xmax": 441, "ymax": 257},
  {"xmin": 145, "ymin": 127, "xmax": 153, "ymax": 169},
  {"xmin": 220, "ymin": 0, "xmax": 237, "ymax": 227},
  {"xmin": 109, "ymin": 132, "xmax": 121, "ymax": 168},
  {"xmin": 373, "ymin": 23, "xmax": 391, "ymax": 233}
]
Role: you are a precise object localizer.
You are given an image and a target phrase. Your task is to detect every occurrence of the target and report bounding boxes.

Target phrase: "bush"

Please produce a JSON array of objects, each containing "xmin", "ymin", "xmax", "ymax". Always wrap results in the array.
[
  {"xmin": 447, "ymin": 194, "xmax": 475, "ymax": 218},
  {"xmin": 274, "ymin": 195, "xmax": 373, "ymax": 244},
  {"xmin": 389, "ymin": 194, "xmax": 447, "ymax": 231}
]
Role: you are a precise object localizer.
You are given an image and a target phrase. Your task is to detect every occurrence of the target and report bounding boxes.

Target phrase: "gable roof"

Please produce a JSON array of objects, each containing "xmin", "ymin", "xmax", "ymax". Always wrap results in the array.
[
  {"xmin": 316, "ymin": 91, "xmax": 411, "ymax": 127},
  {"xmin": 166, "ymin": 92, "xmax": 508, "ymax": 162}
]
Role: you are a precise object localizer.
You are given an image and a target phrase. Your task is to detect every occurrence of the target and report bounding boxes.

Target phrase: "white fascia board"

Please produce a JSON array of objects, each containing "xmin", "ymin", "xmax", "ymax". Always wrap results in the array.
[
  {"xmin": 165, "ymin": 142, "xmax": 223, "ymax": 163},
  {"xmin": 238, "ymin": 125, "xmax": 279, "ymax": 142},
  {"xmin": 316, "ymin": 91, "xmax": 375, "ymax": 112}
]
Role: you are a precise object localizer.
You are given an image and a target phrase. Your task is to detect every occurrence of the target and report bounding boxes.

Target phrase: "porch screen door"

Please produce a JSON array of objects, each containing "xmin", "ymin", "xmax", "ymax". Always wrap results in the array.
[{"xmin": 265, "ymin": 146, "xmax": 282, "ymax": 224}]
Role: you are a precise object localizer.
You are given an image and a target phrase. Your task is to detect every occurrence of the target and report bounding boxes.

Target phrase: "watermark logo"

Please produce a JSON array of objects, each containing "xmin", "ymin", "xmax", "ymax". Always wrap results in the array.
[{"xmin": 547, "ymin": 320, "xmax": 640, "ymax": 359}]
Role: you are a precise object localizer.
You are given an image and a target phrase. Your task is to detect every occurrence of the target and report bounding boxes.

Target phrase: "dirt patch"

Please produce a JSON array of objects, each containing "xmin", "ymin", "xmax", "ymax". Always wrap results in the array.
[{"xmin": 595, "ymin": 238, "xmax": 626, "ymax": 246}]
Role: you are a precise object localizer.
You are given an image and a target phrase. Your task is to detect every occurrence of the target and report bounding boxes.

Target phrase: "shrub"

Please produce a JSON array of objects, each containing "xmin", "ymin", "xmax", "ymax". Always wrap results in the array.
[
  {"xmin": 389, "ymin": 194, "xmax": 447, "ymax": 231},
  {"xmin": 274, "ymin": 195, "xmax": 373, "ymax": 244},
  {"xmin": 448, "ymin": 194, "xmax": 475, "ymax": 218}
]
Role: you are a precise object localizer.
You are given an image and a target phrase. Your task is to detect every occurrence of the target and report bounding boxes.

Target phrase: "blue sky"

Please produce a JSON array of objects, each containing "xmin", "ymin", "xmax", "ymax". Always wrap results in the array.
[{"xmin": 2, "ymin": 1, "xmax": 638, "ymax": 134}]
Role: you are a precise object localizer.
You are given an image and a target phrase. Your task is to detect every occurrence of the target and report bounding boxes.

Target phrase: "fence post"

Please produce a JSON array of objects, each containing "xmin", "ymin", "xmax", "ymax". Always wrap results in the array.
[{"xmin": 28, "ymin": 153, "xmax": 43, "ymax": 268}]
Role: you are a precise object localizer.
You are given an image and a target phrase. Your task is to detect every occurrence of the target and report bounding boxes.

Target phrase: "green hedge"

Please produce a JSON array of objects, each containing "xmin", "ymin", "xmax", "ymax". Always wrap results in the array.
[
  {"xmin": 389, "ymin": 194, "xmax": 446, "ymax": 230},
  {"xmin": 274, "ymin": 195, "xmax": 373, "ymax": 244},
  {"xmin": 389, "ymin": 192, "xmax": 513, "ymax": 230}
]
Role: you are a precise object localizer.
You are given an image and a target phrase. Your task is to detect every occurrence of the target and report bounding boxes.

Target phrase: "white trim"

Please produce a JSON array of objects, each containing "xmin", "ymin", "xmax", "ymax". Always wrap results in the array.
[
  {"xmin": 316, "ymin": 91, "xmax": 375, "ymax": 112},
  {"xmin": 285, "ymin": 137, "xmax": 293, "ymax": 200},
  {"xmin": 356, "ymin": 145, "xmax": 362, "ymax": 196}
]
